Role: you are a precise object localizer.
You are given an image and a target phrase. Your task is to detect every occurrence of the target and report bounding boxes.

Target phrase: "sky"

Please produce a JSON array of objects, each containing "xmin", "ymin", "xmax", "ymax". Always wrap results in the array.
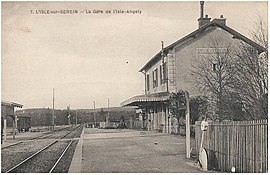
[{"xmin": 1, "ymin": 1, "xmax": 268, "ymax": 109}]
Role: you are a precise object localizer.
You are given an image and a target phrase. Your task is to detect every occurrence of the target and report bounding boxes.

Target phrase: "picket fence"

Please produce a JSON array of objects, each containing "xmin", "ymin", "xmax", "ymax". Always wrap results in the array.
[{"xmin": 195, "ymin": 119, "xmax": 268, "ymax": 173}]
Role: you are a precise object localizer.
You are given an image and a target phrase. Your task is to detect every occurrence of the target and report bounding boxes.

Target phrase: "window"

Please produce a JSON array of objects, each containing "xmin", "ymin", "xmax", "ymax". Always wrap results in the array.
[
  {"xmin": 146, "ymin": 74, "xmax": 150, "ymax": 91},
  {"xmin": 153, "ymin": 68, "xmax": 158, "ymax": 88},
  {"xmin": 213, "ymin": 63, "xmax": 217, "ymax": 72}
]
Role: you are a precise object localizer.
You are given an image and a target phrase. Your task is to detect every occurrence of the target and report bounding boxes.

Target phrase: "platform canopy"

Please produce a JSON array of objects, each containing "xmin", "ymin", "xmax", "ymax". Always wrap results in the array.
[
  {"xmin": 1, "ymin": 101, "xmax": 23, "ymax": 108},
  {"xmin": 121, "ymin": 92, "xmax": 170, "ymax": 107},
  {"xmin": 1, "ymin": 101, "xmax": 23, "ymax": 119}
]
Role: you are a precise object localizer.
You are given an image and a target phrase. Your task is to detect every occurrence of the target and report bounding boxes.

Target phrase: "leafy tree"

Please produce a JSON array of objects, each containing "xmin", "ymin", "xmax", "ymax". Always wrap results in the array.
[
  {"xmin": 168, "ymin": 90, "xmax": 207, "ymax": 124},
  {"xmin": 189, "ymin": 95, "xmax": 208, "ymax": 123},
  {"xmin": 168, "ymin": 90, "xmax": 186, "ymax": 120}
]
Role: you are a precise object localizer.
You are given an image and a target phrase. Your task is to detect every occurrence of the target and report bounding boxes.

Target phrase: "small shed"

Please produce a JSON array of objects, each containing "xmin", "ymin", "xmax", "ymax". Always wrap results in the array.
[{"xmin": 1, "ymin": 101, "xmax": 23, "ymax": 143}]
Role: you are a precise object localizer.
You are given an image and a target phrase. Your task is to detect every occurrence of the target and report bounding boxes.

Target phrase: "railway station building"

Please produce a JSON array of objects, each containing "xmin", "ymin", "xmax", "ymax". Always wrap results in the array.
[{"xmin": 120, "ymin": 2, "xmax": 265, "ymax": 134}]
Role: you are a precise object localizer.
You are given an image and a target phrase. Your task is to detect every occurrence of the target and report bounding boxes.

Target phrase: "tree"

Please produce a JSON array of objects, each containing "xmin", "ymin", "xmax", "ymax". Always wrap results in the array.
[
  {"xmin": 168, "ymin": 90, "xmax": 207, "ymax": 124},
  {"xmin": 189, "ymin": 95, "xmax": 208, "ymax": 123},
  {"xmin": 191, "ymin": 19, "xmax": 268, "ymax": 121},
  {"xmin": 191, "ymin": 37, "xmax": 238, "ymax": 121},
  {"xmin": 168, "ymin": 90, "xmax": 186, "ymax": 120},
  {"xmin": 231, "ymin": 18, "xmax": 268, "ymax": 119}
]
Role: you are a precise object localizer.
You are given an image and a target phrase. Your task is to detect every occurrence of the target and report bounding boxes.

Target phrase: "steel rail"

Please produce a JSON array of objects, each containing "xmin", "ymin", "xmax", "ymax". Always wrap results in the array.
[
  {"xmin": 49, "ymin": 126, "xmax": 82, "ymax": 173},
  {"xmin": 2, "ymin": 126, "xmax": 72, "ymax": 150},
  {"xmin": 1, "ymin": 141, "xmax": 23, "ymax": 149},
  {"xmin": 5, "ymin": 125, "xmax": 80, "ymax": 173},
  {"xmin": 30, "ymin": 125, "xmax": 72, "ymax": 140}
]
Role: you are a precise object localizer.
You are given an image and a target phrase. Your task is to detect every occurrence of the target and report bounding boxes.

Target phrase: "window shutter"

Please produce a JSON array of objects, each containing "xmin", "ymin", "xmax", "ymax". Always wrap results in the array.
[
  {"xmin": 152, "ymin": 71, "xmax": 155, "ymax": 88},
  {"xmin": 160, "ymin": 65, "xmax": 162, "ymax": 84},
  {"xmin": 156, "ymin": 69, "xmax": 158, "ymax": 86},
  {"xmin": 163, "ymin": 62, "xmax": 167, "ymax": 81},
  {"xmin": 146, "ymin": 74, "xmax": 150, "ymax": 91}
]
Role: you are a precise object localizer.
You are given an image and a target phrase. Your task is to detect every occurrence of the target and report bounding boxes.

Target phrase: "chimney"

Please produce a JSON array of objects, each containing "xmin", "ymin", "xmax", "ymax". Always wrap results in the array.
[
  {"xmin": 212, "ymin": 15, "xmax": 227, "ymax": 25},
  {"xmin": 200, "ymin": 1, "xmax": 204, "ymax": 18},
  {"xmin": 198, "ymin": 1, "xmax": 211, "ymax": 28}
]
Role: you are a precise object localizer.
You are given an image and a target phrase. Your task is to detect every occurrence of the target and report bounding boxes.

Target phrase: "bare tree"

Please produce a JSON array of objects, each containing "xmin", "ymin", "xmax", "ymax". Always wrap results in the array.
[
  {"xmin": 191, "ymin": 38, "xmax": 238, "ymax": 121},
  {"xmin": 232, "ymin": 44, "xmax": 267, "ymax": 119},
  {"xmin": 232, "ymin": 18, "xmax": 268, "ymax": 119},
  {"xmin": 191, "ymin": 19, "xmax": 268, "ymax": 121}
]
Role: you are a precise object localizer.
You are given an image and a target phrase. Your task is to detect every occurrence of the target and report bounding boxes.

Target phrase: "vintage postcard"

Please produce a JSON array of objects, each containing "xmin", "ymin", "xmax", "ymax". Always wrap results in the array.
[{"xmin": 1, "ymin": 1, "xmax": 268, "ymax": 173}]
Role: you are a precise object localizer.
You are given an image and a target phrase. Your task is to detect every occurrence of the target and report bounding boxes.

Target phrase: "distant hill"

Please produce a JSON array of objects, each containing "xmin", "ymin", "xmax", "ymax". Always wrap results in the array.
[{"xmin": 14, "ymin": 107, "xmax": 137, "ymax": 127}]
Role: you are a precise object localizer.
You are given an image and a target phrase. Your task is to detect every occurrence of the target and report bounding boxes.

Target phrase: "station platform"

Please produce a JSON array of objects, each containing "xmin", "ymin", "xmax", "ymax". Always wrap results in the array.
[{"xmin": 68, "ymin": 128, "xmax": 203, "ymax": 173}]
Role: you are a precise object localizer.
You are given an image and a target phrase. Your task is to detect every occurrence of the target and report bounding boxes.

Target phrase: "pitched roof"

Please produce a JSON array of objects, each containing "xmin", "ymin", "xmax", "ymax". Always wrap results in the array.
[
  {"xmin": 139, "ymin": 21, "xmax": 266, "ymax": 72},
  {"xmin": 1, "ymin": 101, "xmax": 23, "ymax": 108}
]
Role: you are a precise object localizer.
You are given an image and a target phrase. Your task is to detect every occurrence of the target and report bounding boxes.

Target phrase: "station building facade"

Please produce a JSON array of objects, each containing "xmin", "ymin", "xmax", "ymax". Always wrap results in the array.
[{"xmin": 121, "ymin": 5, "xmax": 265, "ymax": 134}]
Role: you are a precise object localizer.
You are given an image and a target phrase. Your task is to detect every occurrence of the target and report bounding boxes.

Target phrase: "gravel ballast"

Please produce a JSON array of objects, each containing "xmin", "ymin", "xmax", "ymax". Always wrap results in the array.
[{"xmin": 1, "ymin": 125, "xmax": 83, "ymax": 173}]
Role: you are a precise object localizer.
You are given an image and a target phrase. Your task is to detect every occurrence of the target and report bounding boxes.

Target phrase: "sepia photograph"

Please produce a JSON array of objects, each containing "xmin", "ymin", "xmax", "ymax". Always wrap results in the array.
[{"xmin": 1, "ymin": 1, "xmax": 268, "ymax": 173}]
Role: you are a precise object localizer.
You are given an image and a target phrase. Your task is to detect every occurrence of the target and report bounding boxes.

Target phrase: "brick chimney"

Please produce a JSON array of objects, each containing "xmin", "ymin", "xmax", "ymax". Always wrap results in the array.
[
  {"xmin": 212, "ymin": 15, "xmax": 227, "ymax": 25},
  {"xmin": 198, "ymin": 1, "xmax": 211, "ymax": 28}
]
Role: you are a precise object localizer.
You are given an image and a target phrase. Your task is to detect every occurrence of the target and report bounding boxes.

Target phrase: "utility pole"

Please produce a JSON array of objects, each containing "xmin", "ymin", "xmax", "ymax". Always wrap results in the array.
[
  {"xmin": 93, "ymin": 101, "xmax": 96, "ymax": 128},
  {"xmin": 76, "ymin": 110, "xmax": 78, "ymax": 125},
  {"xmin": 185, "ymin": 91, "xmax": 191, "ymax": 159},
  {"xmin": 52, "ymin": 88, "xmax": 55, "ymax": 129},
  {"xmin": 107, "ymin": 98, "xmax": 110, "ymax": 122},
  {"xmin": 68, "ymin": 105, "xmax": 71, "ymax": 126}
]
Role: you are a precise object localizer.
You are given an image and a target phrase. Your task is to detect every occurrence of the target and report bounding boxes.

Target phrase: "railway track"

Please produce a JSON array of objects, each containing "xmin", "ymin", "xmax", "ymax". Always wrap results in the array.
[
  {"xmin": 1, "ymin": 125, "xmax": 74, "ymax": 150},
  {"xmin": 4, "ymin": 125, "xmax": 82, "ymax": 173},
  {"xmin": 29, "ymin": 125, "xmax": 74, "ymax": 140}
]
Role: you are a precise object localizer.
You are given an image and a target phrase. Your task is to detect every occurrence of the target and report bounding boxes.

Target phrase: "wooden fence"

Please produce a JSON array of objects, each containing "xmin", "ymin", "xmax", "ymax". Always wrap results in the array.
[{"xmin": 195, "ymin": 119, "xmax": 268, "ymax": 173}]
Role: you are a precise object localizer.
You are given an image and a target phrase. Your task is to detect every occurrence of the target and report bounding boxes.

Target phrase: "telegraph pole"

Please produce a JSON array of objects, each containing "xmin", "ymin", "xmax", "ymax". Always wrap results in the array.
[
  {"xmin": 93, "ymin": 101, "xmax": 96, "ymax": 127},
  {"xmin": 68, "ymin": 105, "xmax": 71, "ymax": 126},
  {"xmin": 52, "ymin": 88, "xmax": 55, "ymax": 129},
  {"xmin": 107, "ymin": 98, "xmax": 110, "ymax": 122},
  {"xmin": 76, "ymin": 110, "xmax": 78, "ymax": 125}
]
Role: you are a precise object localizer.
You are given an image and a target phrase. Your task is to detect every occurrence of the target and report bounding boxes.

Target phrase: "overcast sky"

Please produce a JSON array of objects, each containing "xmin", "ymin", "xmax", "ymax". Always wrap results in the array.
[{"xmin": 2, "ymin": 1, "xmax": 267, "ymax": 109}]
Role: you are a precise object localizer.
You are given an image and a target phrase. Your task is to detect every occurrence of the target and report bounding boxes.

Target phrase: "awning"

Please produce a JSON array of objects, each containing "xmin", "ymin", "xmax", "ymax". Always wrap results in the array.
[{"xmin": 121, "ymin": 92, "xmax": 170, "ymax": 107}]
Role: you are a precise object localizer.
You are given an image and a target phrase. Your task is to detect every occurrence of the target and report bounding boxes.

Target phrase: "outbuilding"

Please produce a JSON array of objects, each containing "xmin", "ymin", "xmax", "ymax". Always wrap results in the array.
[{"xmin": 1, "ymin": 101, "xmax": 23, "ymax": 143}]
